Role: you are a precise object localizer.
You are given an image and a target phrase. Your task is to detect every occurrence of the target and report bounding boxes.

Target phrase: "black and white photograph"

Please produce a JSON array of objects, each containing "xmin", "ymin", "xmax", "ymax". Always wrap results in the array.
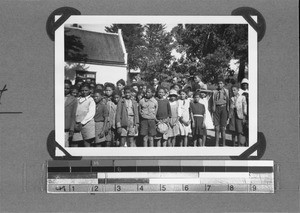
[{"xmin": 55, "ymin": 16, "xmax": 257, "ymax": 156}]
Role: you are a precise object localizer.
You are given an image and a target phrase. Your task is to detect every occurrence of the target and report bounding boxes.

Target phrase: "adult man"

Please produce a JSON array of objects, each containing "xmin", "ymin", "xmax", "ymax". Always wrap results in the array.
[{"xmin": 212, "ymin": 78, "xmax": 229, "ymax": 147}]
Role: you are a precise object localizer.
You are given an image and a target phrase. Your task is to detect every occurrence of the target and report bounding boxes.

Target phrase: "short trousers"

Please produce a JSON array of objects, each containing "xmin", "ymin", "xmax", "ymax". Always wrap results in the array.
[
  {"xmin": 95, "ymin": 121, "xmax": 106, "ymax": 143},
  {"xmin": 213, "ymin": 105, "xmax": 228, "ymax": 127},
  {"xmin": 72, "ymin": 120, "xmax": 95, "ymax": 142},
  {"xmin": 120, "ymin": 116, "xmax": 137, "ymax": 137},
  {"xmin": 140, "ymin": 119, "xmax": 156, "ymax": 136}
]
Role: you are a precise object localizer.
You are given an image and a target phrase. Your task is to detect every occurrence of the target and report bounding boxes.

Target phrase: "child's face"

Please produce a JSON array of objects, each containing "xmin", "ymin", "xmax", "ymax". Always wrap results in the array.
[
  {"xmin": 142, "ymin": 85, "xmax": 147, "ymax": 92},
  {"xmin": 179, "ymin": 91, "xmax": 187, "ymax": 100},
  {"xmin": 153, "ymin": 78, "xmax": 159, "ymax": 85},
  {"xmin": 194, "ymin": 76, "xmax": 200, "ymax": 83},
  {"xmin": 64, "ymin": 83, "xmax": 71, "ymax": 96},
  {"xmin": 188, "ymin": 91, "xmax": 193, "ymax": 98},
  {"xmin": 232, "ymin": 87, "xmax": 239, "ymax": 96},
  {"xmin": 96, "ymin": 85, "xmax": 103, "ymax": 90},
  {"xmin": 241, "ymin": 83, "xmax": 248, "ymax": 91},
  {"xmin": 113, "ymin": 94, "xmax": 120, "ymax": 104},
  {"xmin": 131, "ymin": 91, "xmax": 137, "ymax": 100},
  {"xmin": 124, "ymin": 89, "xmax": 132, "ymax": 99},
  {"xmin": 200, "ymin": 92, "xmax": 206, "ymax": 98},
  {"xmin": 105, "ymin": 87, "xmax": 113, "ymax": 97},
  {"xmin": 133, "ymin": 86, "xmax": 139, "ymax": 92},
  {"xmin": 169, "ymin": 95, "xmax": 176, "ymax": 102},
  {"xmin": 194, "ymin": 95, "xmax": 200, "ymax": 102},
  {"xmin": 174, "ymin": 85, "xmax": 180, "ymax": 91},
  {"xmin": 217, "ymin": 81, "xmax": 224, "ymax": 90},
  {"xmin": 81, "ymin": 86, "xmax": 90, "ymax": 97},
  {"xmin": 93, "ymin": 93, "xmax": 103, "ymax": 104},
  {"xmin": 117, "ymin": 83, "xmax": 124, "ymax": 91},
  {"xmin": 71, "ymin": 89, "xmax": 78, "ymax": 97},
  {"xmin": 157, "ymin": 89, "xmax": 165, "ymax": 99},
  {"xmin": 145, "ymin": 89, "xmax": 153, "ymax": 99},
  {"xmin": 137, "ymin": 93, "xmax": 143, "ymax": 101}
]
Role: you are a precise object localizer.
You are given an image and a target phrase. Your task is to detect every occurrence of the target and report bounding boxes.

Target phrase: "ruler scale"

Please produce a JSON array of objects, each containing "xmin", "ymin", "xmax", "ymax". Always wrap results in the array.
[{"xmin": 47, "ymin": 160, "xmax": 274, "ymax": 193}]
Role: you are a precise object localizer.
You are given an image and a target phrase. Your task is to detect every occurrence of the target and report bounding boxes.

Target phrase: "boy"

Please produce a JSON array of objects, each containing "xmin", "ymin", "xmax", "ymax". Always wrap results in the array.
[
  {"xmin": 116, "ymin": 86, "xmax": 139, "ymax": 147},
  {"xmin": 155, "ymin": 87, "xmax": 171, "ymax": 147},
  {"xmin": 139, "ymin": 86, "xmax": 158, "ymax": 147},
  {"xmin": 64, "ymin": 80, "xmax": 77, "ymax": 147},
  {"xmin": 212, "ymin": 77, "xmax": 229, "ymax": 147},
  {"xmin": 93, "ymin": 89, "xmax": 109, "ymax": 147},
  {"xmin": 104, "ymin": 82, "xmax": 116, "ymax": 146}
]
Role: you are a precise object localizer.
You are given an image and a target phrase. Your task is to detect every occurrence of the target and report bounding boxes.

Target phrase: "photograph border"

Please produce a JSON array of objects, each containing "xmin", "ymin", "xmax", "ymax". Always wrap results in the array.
[{"xmin": 55, "ymin": 15, "xmax": 257, "ymax": 157}]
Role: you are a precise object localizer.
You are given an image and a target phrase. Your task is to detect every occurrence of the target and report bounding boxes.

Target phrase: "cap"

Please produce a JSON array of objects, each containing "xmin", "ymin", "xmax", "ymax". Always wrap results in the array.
[
  {"xmin": 241, "ymin": 78, "xmax": 249, "ymax": 84},
  {"xmin": 168, "ymin": 89, "xmax": 178, "ymax": 97}
]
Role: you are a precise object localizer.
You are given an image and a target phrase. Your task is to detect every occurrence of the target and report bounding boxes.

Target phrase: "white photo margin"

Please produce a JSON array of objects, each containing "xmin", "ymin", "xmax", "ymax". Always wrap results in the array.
[{"xmin": 55, "ymin": 15, "xmax": 257, "ymax": 157}]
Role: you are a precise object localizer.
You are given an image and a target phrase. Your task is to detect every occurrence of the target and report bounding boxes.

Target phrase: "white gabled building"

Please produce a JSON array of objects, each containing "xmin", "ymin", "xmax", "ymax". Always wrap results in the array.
[{"xmin": 65, "ymin": 26, "xmax": 128, "ymax": 85}]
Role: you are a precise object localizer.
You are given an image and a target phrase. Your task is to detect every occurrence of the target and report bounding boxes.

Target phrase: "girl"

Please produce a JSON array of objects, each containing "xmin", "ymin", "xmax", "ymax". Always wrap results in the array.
[
  {"xmin": 167, "ymin": 89, "xmax": 180, "ymax": 147},
  {"xmin": 155, "ymin": 87, "xmax": 171, "ymax": 147},
  {"xmin": 177, "ymin": 89, "xmax": 192, "ymax": 147},
  {"xmin": 112, "ymin": 90, "xmax": 122, "ymax": 146},
  {"xmin": 190, "ymin": 92, "xmax": 206, "ymax": 146},
  {"xmin": 116, "ymin": 79, "xmax": 126, "ymax": 97},
  {"xmin": 72, "ymin": 83, "xmax": 96, "ymax": 147},
  {"xmin": 198, "ymin": 87, "xmax": 214, "ymax": 145},
  {"xmin": 228, "ymin": 85, "xmax": 247, "ymax": 147},
  {"xmin": 70, "ymin": 85, "xmax": 79, "ymax": 98}
]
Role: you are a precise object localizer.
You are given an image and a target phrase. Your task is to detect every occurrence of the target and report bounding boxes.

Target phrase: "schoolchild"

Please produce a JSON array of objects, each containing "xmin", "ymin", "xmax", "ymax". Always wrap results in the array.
[
  {"xmin": 112, "ymin": 90, "xmax": 122, "ymax": 146},
  {"xmin": 104, "ymin": 82, "xmax": 116, "ymax": 146},
  {"xmin": 212, "ymin": 77, "xmax": 230, "ymax": 147},
  {"xmin": 116, "ymin": 86, "xmax": 139, "ymax": 147},
  {"xmin": 64, "ymin": 80, "xmax": 77, "ymax": 147},
  {"xmin": 93, "ymin": 89, "xmax": 109, "ymax": 147},
  {"xmin": 167, "ymin": 89, "xmax": 180, "ymax": 147},
  {"xmin": 139, "ymin": 86, "xmax": 158, "ymax": 147},
  {"xmin": 178, "ymin": 89, "xmax": 192, "ymax": 147},
  {"xmin": 116, "ymin": 79, "xmax": 126, "ymax": 97},
  {"xmin": 155, "ymin": 87, "xmax": 171, "ymax": 147},
  {"xmin": 70, "ymin": 85, "xmax": 79, "ymax": 98},
  {"xmin": 72, "ymin": 82, "xmax": 96, "ymax": 147},
  {"xmin": 190, "ymin": 92, "xmax": 206, "ymax": 146},
  {"xmin": 228, "ymin": 85, "xmax": 247, "ymax": 146},
  {"xmin": 198, "ymin": 86, "xmax": 214, "ymax": 136}
]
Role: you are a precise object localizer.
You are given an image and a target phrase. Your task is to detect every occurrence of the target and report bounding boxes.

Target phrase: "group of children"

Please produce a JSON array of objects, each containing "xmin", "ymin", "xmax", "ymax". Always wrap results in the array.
[{"xmin": 64, "ymin": 75, "xmax": 249, "ymax": 148}]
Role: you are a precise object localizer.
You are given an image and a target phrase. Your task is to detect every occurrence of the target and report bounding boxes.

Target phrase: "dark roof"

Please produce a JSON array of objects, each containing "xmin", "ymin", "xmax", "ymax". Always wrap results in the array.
[{"xmin": 65, "ymin": 27, "xmax": 126, "ymax": 65}]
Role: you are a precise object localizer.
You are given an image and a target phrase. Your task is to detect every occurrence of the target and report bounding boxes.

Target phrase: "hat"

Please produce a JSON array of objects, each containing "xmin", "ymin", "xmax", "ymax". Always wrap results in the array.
[
  {"xmin": 168, "ymin": 89, "xmax": 178, "ymax": 97},
  {"xmin": 241, "ymin": 78, "xmax": 249, "ymax": 84},
  {"xmin": 157, "ymin": 122, "xmax": 169, "ymax": 134}
]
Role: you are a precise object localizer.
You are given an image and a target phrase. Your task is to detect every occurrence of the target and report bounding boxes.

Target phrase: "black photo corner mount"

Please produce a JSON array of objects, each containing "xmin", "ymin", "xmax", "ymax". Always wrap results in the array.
[
  {"xmin": 46, "ymin": 6, "xmax": 81, "ymax": 41},
  {"xmin": 230, "ymin": 7, "xmax": 267, "ymax": 160},
  {"xmin": 46, "ymin": 6, "xmax": 267, "ymax": 160},
  {"xmin": 47, "ymin": 130, "xmax": 82, "ymax": 160},
  {"xmin": 231, "ymin": 7, "xmax": 266, "ymax": 42}
]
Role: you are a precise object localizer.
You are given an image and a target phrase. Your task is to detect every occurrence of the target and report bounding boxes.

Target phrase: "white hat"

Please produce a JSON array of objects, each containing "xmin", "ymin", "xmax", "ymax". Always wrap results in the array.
[{"xmin": 241, "ymin": 78, "xmax": 249, "ymax": 84}]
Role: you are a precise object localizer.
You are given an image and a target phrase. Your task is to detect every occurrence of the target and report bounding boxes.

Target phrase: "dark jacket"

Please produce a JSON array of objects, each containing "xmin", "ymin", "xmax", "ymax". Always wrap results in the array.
[
  {"xmin": 212, "ymin": 88, "xmax": 230, "ymax": 112},
  {"xmin": 116, "ymin": 98, "xmax": 139, "ymax": 128},
  {"xmin": 65, "ymin": 95, "xmax": 77, "ymax": 131}
]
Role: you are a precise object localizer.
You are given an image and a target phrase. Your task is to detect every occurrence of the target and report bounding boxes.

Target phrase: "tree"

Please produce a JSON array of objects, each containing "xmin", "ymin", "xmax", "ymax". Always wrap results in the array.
[
  {"xmin": 171, "ymin": 24, "xmax": 248, "ymax": 84},
  {"xmin": 105, "ymin": 24, "xmax": 145, "ymax": 71}
]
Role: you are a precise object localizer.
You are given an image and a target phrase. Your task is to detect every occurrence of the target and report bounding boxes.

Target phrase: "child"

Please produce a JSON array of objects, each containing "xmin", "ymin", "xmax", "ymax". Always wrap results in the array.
[
  {"xmin": 212, "ymin": 77, "xmax": 229, "ymax": 147},
  {"xmin": 155, "ymin": 87, "xmax": 171, "ymax": 147},
  {"xmin": 104, "ymin": 83, "xmax": 116, "ymax": 146},
  {"xmin": 167, "ymin": 89, "xmax": 180, "ymax": 147},
  {"xmin": 139, "ymin": 86, "xmax": 158, "ymax": 147},
  {"xmin": 198, "ymin": 86, "xmax": 214, "ymax": 145},
  {"xmin": 64, "ymin": 80, "xmax": 77, "ymax": 147},
  {"xmin": 116, "ymin": 79, "xmax": 126, "ymax": 97},
  {"xmin": 70, "ymin": 85, "xmax": 79, "ymax": 98},
  {"xmin": 178, "ymin": 89, "xmax": 192, "ymax": 147},
  {"xmin": 187, "ymin": 90, "xmax": 194, "ymax": 103},
  {"xmin": 72, "ymin": 82, "xmax": 96, "ymax": 147},
  {"xmin": 93, "ymin": 89, "xmax": 109, "ymax": 147},
  {"xmin": 228, "ymin": 85, "xmax": 247, "ymax": 147},
  {"xmin": 112, "ymin": 90, "xmax": 122, "ymax": 146},
  {"xmin": 190, "ymin": 92, "xmax": 206, "ymax": 146},
  {"xmin": 116, "ymin": 86, "xmax": 139, "ymax": 147}
]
